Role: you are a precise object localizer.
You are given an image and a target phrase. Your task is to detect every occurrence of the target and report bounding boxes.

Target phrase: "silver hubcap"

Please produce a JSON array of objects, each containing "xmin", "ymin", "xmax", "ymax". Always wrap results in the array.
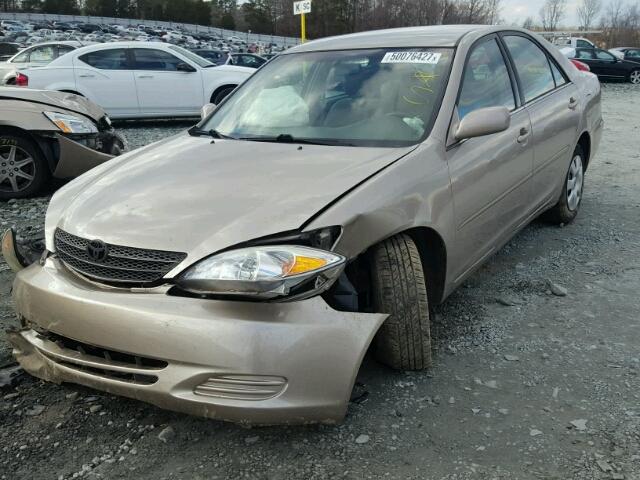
[
  {"xmin": 0, "ymin": 144, "xmax": 36, "ymax": 193},
  {"xmin": 631, "ymin": 71, "xmax": 640, "ymax": 84},
  {"xmin": 566, "ymin": 155, "xmax": 584, "ymax": 211}
]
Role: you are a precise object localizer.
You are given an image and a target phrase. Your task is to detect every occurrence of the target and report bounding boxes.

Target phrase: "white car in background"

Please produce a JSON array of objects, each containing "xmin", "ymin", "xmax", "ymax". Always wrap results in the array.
[
  {"xmin": 17, "ymin": 42, "xmax": 254, "ymax": 119},
  {"xmin": 0, "ymin": 41, "xmax": 84, "ymax": 85}
]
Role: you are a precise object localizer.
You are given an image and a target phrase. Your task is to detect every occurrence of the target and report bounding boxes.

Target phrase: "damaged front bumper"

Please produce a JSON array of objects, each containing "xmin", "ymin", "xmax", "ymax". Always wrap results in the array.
[
  {"xmin": 52, "ymin": 132, "xmax": 126, "ymax": 179},
  {"xmin": 9, "ymin": 259, "xmax": 386, "ymax": 424}
]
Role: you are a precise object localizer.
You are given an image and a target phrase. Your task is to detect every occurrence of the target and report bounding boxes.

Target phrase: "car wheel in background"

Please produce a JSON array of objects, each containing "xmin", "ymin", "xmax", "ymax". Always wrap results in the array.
[
  {"xmin": 0, "ymin": 134, "xmax": 49, "ymax": 200},
  {"xmin": 629, "ymin": 69, "xmax": 640, "ymax": 84},
  {"xmin": 213, "ymin": 86, "xmax": 235, "ymax": 104},
  {"xmin": 370, "ymin": 233, "xmax": 432, "ymax": 370},
  {"xmin": 544, "ymin": 145, "xmax": 585, "ymax": 224}
]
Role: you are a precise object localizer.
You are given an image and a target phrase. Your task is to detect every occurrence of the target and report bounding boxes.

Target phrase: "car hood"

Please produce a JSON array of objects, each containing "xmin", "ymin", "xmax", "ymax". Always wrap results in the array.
[
  {"xmin": 0, "ymin": 87, "xmax": 105, "ymax": 120},
  {"xmin": 49, "ymin": 133, "xmax": 415, "ymax": 272}
]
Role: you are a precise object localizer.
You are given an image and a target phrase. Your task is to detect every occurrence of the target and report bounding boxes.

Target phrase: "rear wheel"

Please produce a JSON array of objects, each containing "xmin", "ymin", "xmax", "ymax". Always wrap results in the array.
[
  {"xmin": 544, "ymin": 144, "xmax": 585, "ymax": 224},
  {"xmin": 370, "ymin": 234, "xmax": 432, "ymax": 370},
  {"xmin": 629, "ymin": 69, "xmax": 640, "ymax": 84},
  {"xmin": 0, "ymin": 134, "xmax": 49, "ymax": 200}
]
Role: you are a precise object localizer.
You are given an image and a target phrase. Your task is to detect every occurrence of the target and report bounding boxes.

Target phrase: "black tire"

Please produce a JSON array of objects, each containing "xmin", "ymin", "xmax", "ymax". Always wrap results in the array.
[
  {"xmin": 629, "ymin": 69, "xmax": 640, "ymax": 85},
  {"xmin": 544, "ymin": 144, "xmax": 585, "ymax": 225},
  {"xmin": 213, "ymin": 86, "xmax": 235, "ymax": 104},
  {"xmin": 0, "ymin": 134, "xmax": 49, "ymax": 200},
  {"xmin": 370, "ymin": 233, "xmax": 432, "ymax": 370}
]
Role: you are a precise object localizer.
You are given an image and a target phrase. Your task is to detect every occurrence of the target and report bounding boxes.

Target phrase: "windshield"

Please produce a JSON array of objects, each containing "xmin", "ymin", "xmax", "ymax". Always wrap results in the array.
[
  {"xmin": 200, "ymin": 48, "xmax": 454, "ymax": 147},
  {"xmin": 169, "ymin": 45, "xmax": 214, "ymax": 68}
]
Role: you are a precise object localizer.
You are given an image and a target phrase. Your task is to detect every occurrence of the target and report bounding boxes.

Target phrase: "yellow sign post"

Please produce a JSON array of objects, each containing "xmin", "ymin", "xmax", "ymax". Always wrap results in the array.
[{"xmin": 293, "ymin": 1, "xmax": 311, "ymax": 43}]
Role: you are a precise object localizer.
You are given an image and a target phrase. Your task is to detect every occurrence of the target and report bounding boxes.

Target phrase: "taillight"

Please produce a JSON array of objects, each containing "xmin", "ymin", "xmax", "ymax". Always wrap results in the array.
[
  {"xmin": 15, "ymin": 73, "xmax": 29, "ymax": 87},
  {"xmin": 570, "ymin": 59, "xmax": 590, "ymax": 72}
]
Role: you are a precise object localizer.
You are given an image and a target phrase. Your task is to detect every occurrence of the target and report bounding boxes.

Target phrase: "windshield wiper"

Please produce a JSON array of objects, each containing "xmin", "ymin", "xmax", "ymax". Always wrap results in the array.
[
  {"xmin": 236, "ymin": 134, "xmax": 353, "ymax": 146},
  {"xmin": 188, "ymin": 126, "xmax": 236, "ymax": 140}
]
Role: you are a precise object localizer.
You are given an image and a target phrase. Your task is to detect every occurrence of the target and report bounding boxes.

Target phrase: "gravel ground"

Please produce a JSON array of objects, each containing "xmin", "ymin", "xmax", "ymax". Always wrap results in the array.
[{"xmin": 1, "ymin": 84, "xmax": 639, "ymax": 480}]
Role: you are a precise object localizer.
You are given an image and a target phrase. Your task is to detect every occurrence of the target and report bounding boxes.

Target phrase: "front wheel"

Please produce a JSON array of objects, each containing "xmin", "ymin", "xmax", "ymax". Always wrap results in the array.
[
  {"xmin": 0, "ymin": 134, "xmax": 49, "ymax": 200},
  {"xmin": 544, "ymin": 145, "xmax": 585, "ymax": 224},
  {"xmin": 370, "ymin": 234, "xmax": 432, "ymax": 370},
  {"xmin": 629, "ymin": 69, "xmax": 640, "ymax": 84}
]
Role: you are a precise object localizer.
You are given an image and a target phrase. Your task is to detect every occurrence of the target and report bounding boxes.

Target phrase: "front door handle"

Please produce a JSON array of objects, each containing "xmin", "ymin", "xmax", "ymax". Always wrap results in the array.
[
  {"xmin": 568, "ymin": 97, "xmax": 578, "ymax": 110},
  {"xmin": 78, "ymin": 74, "xmax": 94, "ymax": 78},
  {"xmin": 517, "ymin": 127, "xmax": 530, "ymax": 144},
  {"xmin": 137, "ymin": 75, "xmax": 154, "ymax": 79}
]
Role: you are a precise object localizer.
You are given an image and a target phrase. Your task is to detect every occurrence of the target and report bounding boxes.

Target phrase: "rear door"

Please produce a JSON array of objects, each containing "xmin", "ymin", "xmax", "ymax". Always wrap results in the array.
[
  {"xmin": 131, "ymin": 48, "xmax": 204, "ymax": 116},
  {"xmin": 74, "ymin": 47, "xmax": 139, "ymax": 118},
  {"xmin": 501, "ymin": 33, "xmax": 580, "ymax": 209}
]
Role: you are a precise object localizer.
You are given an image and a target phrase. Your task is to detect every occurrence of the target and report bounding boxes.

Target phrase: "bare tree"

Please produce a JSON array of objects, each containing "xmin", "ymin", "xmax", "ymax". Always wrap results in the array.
[
  {"xmin": 539, "ymin": 0, "xmax": 566, "ymax": 30},
  {"xmin": 522, "ymin": 16, "xmax": 535, "ymax": 29},
  {"xmin": 577, "ymin": 0, "xmax": 601, "ymax": 30}
]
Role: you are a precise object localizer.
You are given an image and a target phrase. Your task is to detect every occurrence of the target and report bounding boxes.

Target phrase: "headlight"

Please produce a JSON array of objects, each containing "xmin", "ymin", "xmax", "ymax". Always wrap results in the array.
[
  {"xmin": 177, "ymin": 245, "xmax": 346, "ymax": 299},
  {"xmin": 43, "ymin": 111, "xmax": 98, "ymax": 134}
]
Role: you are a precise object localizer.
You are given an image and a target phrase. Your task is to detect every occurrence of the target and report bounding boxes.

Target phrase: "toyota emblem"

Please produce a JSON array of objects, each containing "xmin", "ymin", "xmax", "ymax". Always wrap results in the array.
[{"xmin": 87, "ymin": 239, "xmax": 109, "ymax": 262}]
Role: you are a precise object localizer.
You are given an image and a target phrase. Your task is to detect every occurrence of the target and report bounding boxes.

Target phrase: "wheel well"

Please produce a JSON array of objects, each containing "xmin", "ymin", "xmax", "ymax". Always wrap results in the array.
[
  {"xmin": 210, "ymin": 84, "xmax": 236, "ymax": 103},
  {"xmin": 405, "ymin": 227, "xmax": 447, "ymax": 306},
  {"xmin": 59, "ymin": 90, "xmax": 84, "ymax": 97},
  {"xmin": 577, "ymin": 132, "xmax": 591, "ymax": 170},
  {"xmin": 0, "ymin": 125, "xmax": 55, "ymax": 173},
  {"xmin": 324, "ymin": 226, "xmax": 448, "ymax": 312}
]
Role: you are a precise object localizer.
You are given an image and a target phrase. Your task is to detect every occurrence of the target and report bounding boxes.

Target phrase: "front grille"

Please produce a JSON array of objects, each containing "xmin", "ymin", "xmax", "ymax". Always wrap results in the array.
[
  {"xmin": 54, "ymin": 228, "xmax": 187, "ymax": 285},
  {"xmin": 37, "ymin": 330, "xmax": 167, "ymax": 386}
]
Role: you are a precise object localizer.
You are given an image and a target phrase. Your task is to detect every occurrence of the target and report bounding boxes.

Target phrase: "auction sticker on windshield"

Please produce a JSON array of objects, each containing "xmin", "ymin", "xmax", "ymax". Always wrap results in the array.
[{"xmin": 381, "ymin": 51, "xmax": 442, "ymax": 64}]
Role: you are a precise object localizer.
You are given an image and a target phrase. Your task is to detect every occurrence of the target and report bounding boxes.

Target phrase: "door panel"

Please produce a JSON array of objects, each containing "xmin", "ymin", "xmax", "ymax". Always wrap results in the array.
[
  {"xmin": 527, "ymin": 86, "xmax": 580, "ymax": 207},
  {"xmin": 132, "ymin": 48, "xmax": 203, "ymax": 115},
  {"xmin": 446, "ymin": 36, "xmax": 534, "ymax": 281},
  {"xmin": 73, "ymin": 48, "xmax": 139, "ymax": 118},
  {"xmin": 447, "ymin": 108, "xmax": 533, "ymax": 280}
]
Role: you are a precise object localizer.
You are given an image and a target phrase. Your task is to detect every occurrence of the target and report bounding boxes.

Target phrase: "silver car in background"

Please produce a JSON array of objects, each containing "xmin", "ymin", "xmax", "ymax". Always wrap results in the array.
[{"xmin": 6, "ymin": 25, "xmax": 602, "ymax": 424}]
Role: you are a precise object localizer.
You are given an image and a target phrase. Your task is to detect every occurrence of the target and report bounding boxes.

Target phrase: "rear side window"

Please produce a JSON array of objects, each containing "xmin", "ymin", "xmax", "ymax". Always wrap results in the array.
[
  {"xmin": 79, "ymin": 49, "xmax": 130, "ymax": 70},
  {"xmin": 458, "ymin": 38, "xmax": 516, "ymax": 118},
  {"xmin": 549, "ymin": 60, "xmax": 567, "ymax": 87},
  {"xmin": 627, "ymin": 49, "xmax": 640, "ymax": 59},
  {"xmin": 133, "ymin": 49, "xmax": 183, "ymax": 71},
  {"xmin": 503, "ymin": 35, "xmax": 555, "ymax": 102},
  {"xmin": 12, "ymin": 50, "xmax": 30, "ymax": 63},
  {"xmin": 576, "ymin": 49, "xmax": 595, "ymax": 60},
  {"xmin": 576, "ymin": 40, "xmax": 592, "ymax": 48}
]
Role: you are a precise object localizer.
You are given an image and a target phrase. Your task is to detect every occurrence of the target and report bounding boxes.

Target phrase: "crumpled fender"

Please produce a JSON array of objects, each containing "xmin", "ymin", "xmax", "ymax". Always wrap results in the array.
[{"xmin": 53, "ymin": 134, "xmax": 114, "ymax": 179}]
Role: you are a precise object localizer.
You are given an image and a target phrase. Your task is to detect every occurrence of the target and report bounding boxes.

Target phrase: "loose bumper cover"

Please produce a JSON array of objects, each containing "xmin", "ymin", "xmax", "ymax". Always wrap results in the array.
[{"xmin": 9, "ymin": 259, "xmax": 386, "ymax": 424}]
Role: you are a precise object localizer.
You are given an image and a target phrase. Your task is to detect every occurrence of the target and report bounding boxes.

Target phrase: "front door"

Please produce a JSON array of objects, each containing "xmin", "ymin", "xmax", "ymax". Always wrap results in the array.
[{"xmin": 446, "ymin": 35, "xmax": 534, "ymax": 281}]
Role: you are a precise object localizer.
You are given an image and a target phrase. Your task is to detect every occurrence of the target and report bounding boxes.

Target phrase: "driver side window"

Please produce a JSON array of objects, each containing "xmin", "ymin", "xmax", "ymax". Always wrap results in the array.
[{"xmin": 458, "ymin": 38, "xmax": 516, "ymax": 119}]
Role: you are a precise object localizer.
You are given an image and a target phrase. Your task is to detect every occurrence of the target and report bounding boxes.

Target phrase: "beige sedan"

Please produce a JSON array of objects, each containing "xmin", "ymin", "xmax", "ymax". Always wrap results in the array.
[{"xmin": 5, "ymin": 25, "xmax": 602, "ymax": 424}]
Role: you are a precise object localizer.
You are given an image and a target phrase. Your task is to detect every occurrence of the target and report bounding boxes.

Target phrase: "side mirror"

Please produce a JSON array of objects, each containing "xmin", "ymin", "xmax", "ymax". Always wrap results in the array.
[
  {"xmin": 455, "ymin": 106, "xmax": 510, "ymax": 141},
  {"xmin": 176, "ymin": 62, "xmax": 196, "ymax": 72},
  {"xmin": 200, "ymin": 102, "xmax": 216, "ymax": 119}
]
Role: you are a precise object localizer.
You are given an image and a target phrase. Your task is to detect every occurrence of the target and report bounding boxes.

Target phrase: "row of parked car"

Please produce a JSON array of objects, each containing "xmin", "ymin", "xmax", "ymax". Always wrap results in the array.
[{"xmin": 0, "ymin": 18, "xmax": 287, "ymax": 59}]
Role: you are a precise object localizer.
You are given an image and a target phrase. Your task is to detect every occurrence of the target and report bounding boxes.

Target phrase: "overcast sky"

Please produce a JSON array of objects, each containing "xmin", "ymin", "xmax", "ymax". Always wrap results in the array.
[{"xmin": 501, "ymin": 0, "xmax": 587, "ymax": 28}]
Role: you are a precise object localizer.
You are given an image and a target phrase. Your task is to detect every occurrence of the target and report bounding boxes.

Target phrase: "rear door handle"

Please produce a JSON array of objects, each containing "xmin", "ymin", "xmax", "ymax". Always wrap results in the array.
[
  {"xmin": 569, "ymin": 97, "xmax": 578, "ymax": 110},
  {"xmin": 137, "ymin": 75, "xmax": 154, "ymax": 79},
  {"xmin": 517, "ymin": 127, "xmax": 530, "ymax": 144},
  {"xmin": 78, "ymin": 74, "xmax": 94, "ymax": 78}
]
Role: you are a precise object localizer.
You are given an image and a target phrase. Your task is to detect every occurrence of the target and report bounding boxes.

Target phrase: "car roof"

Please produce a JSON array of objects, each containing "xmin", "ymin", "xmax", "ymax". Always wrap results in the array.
[{"xmin": 287, "ymin": 25, "xmax": 494, "ymax": 53}]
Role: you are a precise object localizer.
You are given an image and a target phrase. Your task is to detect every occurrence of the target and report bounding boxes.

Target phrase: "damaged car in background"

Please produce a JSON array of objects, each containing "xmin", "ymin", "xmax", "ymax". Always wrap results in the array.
[
  {"xmin": 3, "ymin": 25, "xmax": 602, "ymax": 424},
  {"xmin": 0, "ymin": 87, "xmax": 125, "ymax": 199}
]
